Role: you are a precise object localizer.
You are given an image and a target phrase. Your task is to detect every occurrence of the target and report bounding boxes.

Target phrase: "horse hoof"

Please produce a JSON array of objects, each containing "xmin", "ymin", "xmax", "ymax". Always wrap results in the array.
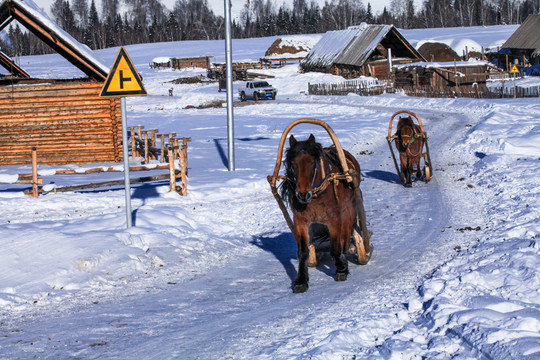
[
  {"xmin": 405, "ymin": 183, "xmax": 412, "ymax": 188},
  {"xmin": 335, "ymin": 273, "xmax": 347, "ymax": 282},
  {"xmin": 293, "ymin": 284, "xmax": 308, "ymax": 293}
]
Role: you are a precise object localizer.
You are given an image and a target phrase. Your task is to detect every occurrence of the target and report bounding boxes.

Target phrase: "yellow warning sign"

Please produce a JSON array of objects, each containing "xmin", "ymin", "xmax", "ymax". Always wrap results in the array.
[
  {"xmin": 100, "ymin": 47, "xmax": 147, "ymax": 97},
  {"xmin": 510, "ymin": 64, "xmax": 520, "ymax": 73}
]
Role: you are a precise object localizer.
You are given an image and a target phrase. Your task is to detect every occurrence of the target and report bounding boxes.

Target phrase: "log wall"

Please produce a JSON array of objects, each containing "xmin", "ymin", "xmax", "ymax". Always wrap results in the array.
[{"xmin": 0, "ymin": 81, "xmax": 122, "ymax": 165}]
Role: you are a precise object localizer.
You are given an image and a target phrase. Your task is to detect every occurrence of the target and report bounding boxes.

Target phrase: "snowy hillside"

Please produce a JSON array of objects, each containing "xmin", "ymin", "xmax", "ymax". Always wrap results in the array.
[{"xmin": 0, "ymin": 25, "xmax": 539, "ymax": 359}]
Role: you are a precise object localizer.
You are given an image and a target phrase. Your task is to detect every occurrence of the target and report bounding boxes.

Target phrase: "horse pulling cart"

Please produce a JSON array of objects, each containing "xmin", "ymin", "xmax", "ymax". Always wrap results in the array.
[
  {"xmin": 386, "ymin": 110, "xmax": 433, "ymax": 186},
  {"xmin": 267, "ymin": 119, "xmax": 372, "ymax": 292}
]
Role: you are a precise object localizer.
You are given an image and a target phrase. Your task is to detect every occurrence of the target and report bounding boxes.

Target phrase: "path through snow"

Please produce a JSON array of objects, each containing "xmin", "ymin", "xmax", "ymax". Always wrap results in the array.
[{"xmin": 1, "ymin": 99, "xmax": 489, "ymax": 359}]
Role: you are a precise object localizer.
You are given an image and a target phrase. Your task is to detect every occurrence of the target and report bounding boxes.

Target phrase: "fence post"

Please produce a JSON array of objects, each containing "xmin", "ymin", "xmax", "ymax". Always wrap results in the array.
[
  {"xmin": 31, "ymin": 147, "xmax": 38, "ymax": 198},
  {"xmin": 179, "ymin": 145, "xmax": 188, "ymax": 196},
  {"xmin": 168, "ymin": 146, "xmax": 176, "ymax": 192}
]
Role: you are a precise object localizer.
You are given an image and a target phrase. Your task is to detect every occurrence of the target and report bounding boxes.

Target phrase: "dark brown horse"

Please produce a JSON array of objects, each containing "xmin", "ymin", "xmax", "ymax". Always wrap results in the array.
[
  {"xmin": 395, "ymin": 116, "xmax": 425, "ymax": 187},
  {"xmin": 280, "ymin": 134, "xmax": 372, "ymax": 293}
]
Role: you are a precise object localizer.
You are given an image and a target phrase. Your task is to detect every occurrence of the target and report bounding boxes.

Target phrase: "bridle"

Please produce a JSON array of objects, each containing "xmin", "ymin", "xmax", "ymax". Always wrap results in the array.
[
  {"xmin": 287, "ymin": 149, "xmax": 355, "ymax": 203},
  {"xmin": 400, "ymin": 127, "xmax": 423, "ymax": 157},
  {"xmin": 288, "ymin": 151, "xmax": 332, "ymax": 195}
]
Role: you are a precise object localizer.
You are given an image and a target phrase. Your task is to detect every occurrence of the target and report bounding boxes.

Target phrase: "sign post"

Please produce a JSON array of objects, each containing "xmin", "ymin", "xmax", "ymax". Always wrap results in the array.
[
  {"xmin": 510, "ymin": 64, "xmax": 519, "ymax": 98},
  {"xmin": 100, "ymin": 46, "xmax": 147, "ymax": 228},
  {"xmin": 224, "ymin": 0, "xmax": 235, "ymax": 171}
]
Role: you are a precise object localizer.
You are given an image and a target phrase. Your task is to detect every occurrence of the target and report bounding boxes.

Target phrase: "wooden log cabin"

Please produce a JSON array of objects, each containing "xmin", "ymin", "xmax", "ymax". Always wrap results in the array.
[
  {"xmin": 300, "ymin": 23, "xmax": 425, "ymax": 80},
  {"xmin": 170, "ymin": 56, "xmax": 212, "ymax": 70},
  {"xmin": 0, "ymin": 0, "xmax": 122, "ymax": 166}
]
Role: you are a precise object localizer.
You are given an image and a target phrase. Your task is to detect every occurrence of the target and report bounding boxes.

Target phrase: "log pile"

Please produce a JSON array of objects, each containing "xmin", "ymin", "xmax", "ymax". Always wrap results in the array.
[{"xmin": 0, "ymin": 80, "xmax": 121, "ymax": 165}]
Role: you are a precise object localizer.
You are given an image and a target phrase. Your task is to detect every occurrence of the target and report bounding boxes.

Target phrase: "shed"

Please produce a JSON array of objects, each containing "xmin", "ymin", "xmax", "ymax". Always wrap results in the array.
[
  {"xmin": 170, "ymin": 56, "xmax": 212, "ymax": 70},
  {"xmin": 394, "ymin": 60, "xmax": 498, "ymax": 89},
  {"xmin": 300, "ymin": 23, "xmax": 425, "ymax": 79},
  {"xmin": 0, "ymin": 0, "xmax": 122, "ymax": 166},
  {"xmin": 501, "ymin": 14, "xmax": 540, "ymax": 67},
  {"xmin": 150, "ymin": 57, "xmax": 172, "ymax": 68},
  {"xmin": 260, "ymin": 35, "xmax": 321, "ymax": 67}
]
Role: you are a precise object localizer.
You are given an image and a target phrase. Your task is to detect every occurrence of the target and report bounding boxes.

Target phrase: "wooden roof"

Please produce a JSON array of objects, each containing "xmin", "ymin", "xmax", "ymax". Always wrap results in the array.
[
  {"xmin": 0, "ymin": 50, "xmax": 30, "ymax": 78},
  {"xmin": 502, "ymin": 15, "xmax": 540, "ymax": 56},
  {"xmin": 0, "ymin": 0, "xmax": 108, "ymax": 81},
  {"xmin": 301, "ymin": 24, "xmax": 425, "ymax": 70}
]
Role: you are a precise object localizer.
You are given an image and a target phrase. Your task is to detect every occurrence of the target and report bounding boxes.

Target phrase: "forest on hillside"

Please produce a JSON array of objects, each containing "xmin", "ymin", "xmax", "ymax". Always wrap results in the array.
[{"xmin": 2, "ymin": 0, "xmax": 539, "ymax": 56}]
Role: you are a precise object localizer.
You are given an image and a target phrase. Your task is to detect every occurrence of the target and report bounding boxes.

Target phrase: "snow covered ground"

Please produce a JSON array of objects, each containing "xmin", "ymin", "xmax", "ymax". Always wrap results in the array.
[{"xmin": 1, "ymin": 25, "xmax": 539, "ymax": 359}]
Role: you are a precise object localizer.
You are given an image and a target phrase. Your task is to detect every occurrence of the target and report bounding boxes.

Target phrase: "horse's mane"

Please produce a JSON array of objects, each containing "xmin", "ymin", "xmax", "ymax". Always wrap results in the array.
[
  {"xmin": 280, "ymin": 136, "xmax": 324, "ymax": 206},
  {"xmin": 396, "ymin": 116, "xmax": 415, "ymax": 131}
]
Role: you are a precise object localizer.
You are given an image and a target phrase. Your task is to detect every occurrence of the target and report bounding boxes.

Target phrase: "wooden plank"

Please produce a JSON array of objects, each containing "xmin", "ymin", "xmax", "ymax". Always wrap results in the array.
[{"xmin": 9, "ymin": 6, "xmax": 107, "ymax": 81}]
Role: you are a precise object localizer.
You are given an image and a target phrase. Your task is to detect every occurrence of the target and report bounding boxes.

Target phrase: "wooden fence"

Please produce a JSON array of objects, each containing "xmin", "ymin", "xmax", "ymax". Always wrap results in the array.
[
  {"xmin": 308, "ymin": 80, "xmax": 388, "ymax": 96},
  {"xmin": 0, "ymin": 81, "xmax": 122, "ymax": 165},
  {"xmin": 308, "ymin": 80, "xmax": 540, "ymax": 99},
  {"xmin": 398, "ymin": 84, "xmax": 540, "ymax": 98},
  {"xmin": 2, "ymin": 131, "xmax": 191, "ymax": 197}
]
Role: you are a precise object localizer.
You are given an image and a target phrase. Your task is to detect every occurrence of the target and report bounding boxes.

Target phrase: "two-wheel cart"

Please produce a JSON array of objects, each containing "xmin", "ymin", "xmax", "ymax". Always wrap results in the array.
[
  {"xmin": 386, "ymin": 110, "xmax": 433, "ymax": 183},
  {"xmin": 267, "ymin": 118, "xmax": 372, "ymax": 265}
]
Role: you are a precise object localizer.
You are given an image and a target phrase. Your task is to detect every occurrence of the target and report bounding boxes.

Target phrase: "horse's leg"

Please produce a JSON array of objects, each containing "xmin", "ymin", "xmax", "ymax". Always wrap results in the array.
[
  {"xmin": 399, "ymin": 154, "xmax": 407, "ymax": 184},
  {"xmin": 415, "ymin": 152, "xmax": 423, "ymax": 178},
  {"xmin": 405, "ymin": 157, "xmax": 412, "ymax": 187},
  {"xmin": 330, "ymin": 220, "xmax": 350, "ymax": 282},
  {"xmin": 293, "ymin": 222, "xmax": 310, "ymax": 293}
]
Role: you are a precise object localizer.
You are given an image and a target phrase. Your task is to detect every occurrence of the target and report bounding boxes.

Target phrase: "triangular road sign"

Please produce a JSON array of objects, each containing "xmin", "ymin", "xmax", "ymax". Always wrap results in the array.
[
  {"xmin": 510, "ymin": 64, "xmax": 520, "ymax": 73},
  {"xmin": 100, "ymin": 47, "xmax": 147, "ymax": 97}
]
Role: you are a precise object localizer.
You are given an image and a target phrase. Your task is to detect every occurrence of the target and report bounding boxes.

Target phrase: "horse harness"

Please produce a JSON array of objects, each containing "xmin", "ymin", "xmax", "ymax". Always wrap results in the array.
[{"xmin": 397, "ymin": 127, "xmax": 424, "ymax": 157}]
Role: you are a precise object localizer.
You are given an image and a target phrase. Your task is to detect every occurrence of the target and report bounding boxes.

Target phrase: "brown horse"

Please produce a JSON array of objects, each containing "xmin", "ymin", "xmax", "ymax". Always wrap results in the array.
[
  {"xmin": 395, "ymin": 116, "xmax": 425, "ymax": 187},
  {"xmin": 280, "ymin": 134, "xmax": 372, "ymax": 293}
]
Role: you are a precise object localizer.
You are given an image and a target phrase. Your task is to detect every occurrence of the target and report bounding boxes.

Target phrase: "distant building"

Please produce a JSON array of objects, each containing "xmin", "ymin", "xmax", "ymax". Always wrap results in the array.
[
  {"xmin": 150, "ymin": 57, "xmax": 172, "ymax": 68},
  {"xmin": 171, "ymin": 56, "xmax": 212, "ymax": 70},
  {"xmin": 300, "ymin": 23, "xmax": 425, "ymax": 79},
  {"xmin": 501, "ymin": 14, "xmax": 540, "ymax": 68},
  {"xmin": 260, "ymin": 35, "xmax": 321, "ymax": 67}
]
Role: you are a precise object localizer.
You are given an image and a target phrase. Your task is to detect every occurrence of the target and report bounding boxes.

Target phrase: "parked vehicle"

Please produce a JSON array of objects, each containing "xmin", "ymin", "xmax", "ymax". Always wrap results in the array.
[{"xmin": 238, "ymin": 81, "xmax": 277, "ymax": 101}]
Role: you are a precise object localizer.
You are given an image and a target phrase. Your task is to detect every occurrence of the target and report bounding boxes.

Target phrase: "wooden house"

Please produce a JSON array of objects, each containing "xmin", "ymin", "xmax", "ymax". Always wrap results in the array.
[
  {"xmin": 300, "ymin": 23, "xmax": 425, "ymax": 79},
  {"xmin": 170, "ymin": 56, "xmax": 212, "ymax": 70},
  {"xmin": 0, "ymin": 0, "xmax": 122, "ymax": 166},
  {"xmin": 150, "ymin": 57, "xmax": 172, "ymax": 68},
  {"xmin": 501, "ymin": 14, "xmax": 540, "ymax": 69},
  {"xmin": 393, "ymin": 61, "xmax": 499, "ymax": 90}
]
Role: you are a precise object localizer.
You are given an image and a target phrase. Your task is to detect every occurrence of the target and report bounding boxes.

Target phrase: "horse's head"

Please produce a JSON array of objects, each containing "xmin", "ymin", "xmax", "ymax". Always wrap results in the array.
[
  {"xmin": 284, "ymin": 134, "xmax": 323, "ymax": 205},
  {"xmin": 397, "ymin": 116, "xmax": 417, "ymax": 147}
]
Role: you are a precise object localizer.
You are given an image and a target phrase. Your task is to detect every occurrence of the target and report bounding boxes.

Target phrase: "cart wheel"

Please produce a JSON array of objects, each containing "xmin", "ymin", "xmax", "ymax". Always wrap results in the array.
[
  {"xmin": 352, "ymin": 228, "xmax": 369, "ymax": 265},
  {"xmin": 424, "ymin": 163, "xmax": 432, "ymax": 182}
]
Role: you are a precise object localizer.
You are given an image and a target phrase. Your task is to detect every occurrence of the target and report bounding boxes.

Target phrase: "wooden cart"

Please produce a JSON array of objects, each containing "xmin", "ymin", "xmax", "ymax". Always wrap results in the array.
[
  {"xmin": 267, "ymin": 118, "xmax": 372, "ymax": 264},
  {"xmin": 386, "ymin": 110, "xmax": 433, "ymax": 183}
]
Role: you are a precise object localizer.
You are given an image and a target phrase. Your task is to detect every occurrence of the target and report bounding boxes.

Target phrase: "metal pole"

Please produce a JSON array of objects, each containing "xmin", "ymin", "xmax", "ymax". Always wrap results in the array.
[
  {"xmin": 120, "ymin": 97, "xmax": 132, "ymax": 228},
  {"xmin": 224, "ymin": 0, "xmax": 235, "ymax": 171}
]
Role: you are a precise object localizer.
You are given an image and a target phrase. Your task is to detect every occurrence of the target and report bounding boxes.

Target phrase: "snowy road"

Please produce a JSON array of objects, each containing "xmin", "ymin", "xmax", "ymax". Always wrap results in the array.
[{"xmin": 0, "ymin": 100, "xmax": 486, "ymax": 359}]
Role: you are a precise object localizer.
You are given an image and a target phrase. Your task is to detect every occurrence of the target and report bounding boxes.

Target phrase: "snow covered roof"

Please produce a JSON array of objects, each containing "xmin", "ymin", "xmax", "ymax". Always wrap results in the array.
[
  {"xmin": 396, "ymin": 59, "xmax": 492, "ymax": 69},
  {"xmin": 502, "ymin": 14, "xmax": 540, "ymax": 56},
  {"xmin": 151, "ymin": 57, "xmax": 172, "ymax": 64},
  {"xmin": 0, "ymin": 0, "xmax": 109, "ymax": 80},
  {"xmin": 301, "ymin": 23, "xmax": 425, "ymax": 70},
  {"xmin": 262, "ymin": 35, "xmax": 322, "ymax": 61}
]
